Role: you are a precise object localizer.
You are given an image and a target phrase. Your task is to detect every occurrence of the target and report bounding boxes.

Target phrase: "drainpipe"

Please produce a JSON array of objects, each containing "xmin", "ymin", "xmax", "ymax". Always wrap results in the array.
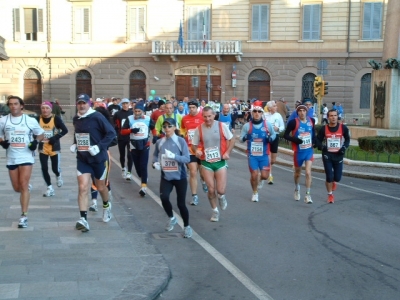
[{"xmin": 46, "ymin": 0, "xmax": 52, "ymax": 100}]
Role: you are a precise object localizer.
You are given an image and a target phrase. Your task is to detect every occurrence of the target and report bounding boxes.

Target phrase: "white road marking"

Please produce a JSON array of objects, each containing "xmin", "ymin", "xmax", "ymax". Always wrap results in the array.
[
  {"xmin": 232, "ymin": 149, "xmax": 400, "ymax": 201},
  {"xmin": 110, "ymin": 155, "xmax": 274, "ymax": 300}
]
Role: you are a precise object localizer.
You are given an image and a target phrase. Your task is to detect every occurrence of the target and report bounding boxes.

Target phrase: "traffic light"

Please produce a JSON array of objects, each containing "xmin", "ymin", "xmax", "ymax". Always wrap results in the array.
[
  {"xmin": 322, "ymin": 81, "xmax": 328, "ymax": 96},
  {"xmin": 314, "ymin": 76, "xmax": 322, "ymax": 97}
]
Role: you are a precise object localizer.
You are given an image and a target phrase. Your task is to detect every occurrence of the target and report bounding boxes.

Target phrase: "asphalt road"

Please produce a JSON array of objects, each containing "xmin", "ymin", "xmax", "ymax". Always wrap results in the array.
[{"xmin": 108, "ymin": 145, "xmax": 400, "ymax": 300}]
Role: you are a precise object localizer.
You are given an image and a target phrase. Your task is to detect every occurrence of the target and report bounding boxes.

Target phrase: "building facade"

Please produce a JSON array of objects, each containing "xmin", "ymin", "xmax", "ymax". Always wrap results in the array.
[{"xmin": 0, "ymin": 0, "xmax": 387, "ymax": 119}]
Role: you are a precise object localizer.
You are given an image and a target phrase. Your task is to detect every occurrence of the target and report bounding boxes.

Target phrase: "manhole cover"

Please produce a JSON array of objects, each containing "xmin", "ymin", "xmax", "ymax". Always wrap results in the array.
[{"xmin": 152, "ymin": 233, "xmax": 182, "ymax": 239}]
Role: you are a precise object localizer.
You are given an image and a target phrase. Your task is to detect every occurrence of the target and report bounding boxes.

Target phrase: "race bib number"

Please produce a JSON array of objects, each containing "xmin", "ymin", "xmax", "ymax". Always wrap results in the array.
[
  {"xmin": 327, "ymin": 137, "xmax": 340, "ymax": 152},
  {"xmin": 132, "ymin": 123, "xmax": 148, "ymax": 137},
  {"xmin": 10, "ymin": 131, "xmax": 26, "ymax": 148},
  {"xmin": 299, "ymin": 132, "xmax": 312, "ymax": 150},
  {"xmin": 205, "ymin": 146, "xmax": 221, "ymax": 163},
  {"xmin": 76, "ymin": 133, "xmax": 90, "ymax": 151},
  {"xmin": 161, "ymin": 154, "xmax": 178, "ymax": 172},
  {"xmin": 43, "ymin": 130, "xmax": 54, "ymax": 140},
  {"xmin": 187, "ymin": 129, "xmax": 195, "ymax": 144},
  {"xmin": 250, "ymin": 140, "xmax": 263, "ymax": 156}
]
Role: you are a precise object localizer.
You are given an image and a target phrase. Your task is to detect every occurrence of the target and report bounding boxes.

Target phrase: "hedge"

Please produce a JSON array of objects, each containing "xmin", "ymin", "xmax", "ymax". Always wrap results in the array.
[{"xmin": 358, "ymin": 136, "xmax": 400, "ymax": 153}]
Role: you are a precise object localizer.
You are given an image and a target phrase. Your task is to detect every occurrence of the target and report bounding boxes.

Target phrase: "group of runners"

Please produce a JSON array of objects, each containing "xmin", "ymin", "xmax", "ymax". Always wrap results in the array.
[{"xmin": 0, "ymin": 94, "xmax": 350, "ymax": 239}]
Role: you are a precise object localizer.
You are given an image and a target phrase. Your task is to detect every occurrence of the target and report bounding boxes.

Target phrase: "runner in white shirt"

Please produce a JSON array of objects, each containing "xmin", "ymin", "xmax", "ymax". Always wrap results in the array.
[{"xmin": 0, "ymin": 96, "xmax": 44, "ymax": 228}]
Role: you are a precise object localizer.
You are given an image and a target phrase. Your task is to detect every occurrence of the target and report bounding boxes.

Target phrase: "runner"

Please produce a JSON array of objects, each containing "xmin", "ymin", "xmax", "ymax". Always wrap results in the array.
[
  {"xmin": 217, "ymin": 103, "xmax": 235, "ymax": 132},
  {"xmin": 0, "ymin": 96, "xmax": 44, "ymax": 228},
  {"xmin": 240, "ymin": 104, "xmax": 276, "ymax": 202},
  {"xmin": 284, "ymin": 104, "xmax": 316, "ymax": 204},
  {"xmin": 263, "ymin": 100, "xmax": 285, "ymax": 185},
  {"xmin": 71, "ymin": 94, "xmax": 116, "ymax": 232},
  {"xmin": 191, "ymin": 106, "xmax": 235, "ymax": 222},
  {"xmin": 127, "ymin": 101, "xmax": 156, "ymax": 197},
  {"xmin": 180, "ymin": 100, "xmax": 208, "ymax": 206},
  {"xmin": 316, "ymin": 109, "xmax": 350, "ymax": 203},
  {"xmin": 113, "ymin": 98, "xmax": 134, "ymax": 180},
  {"xmin": 155, "ymin": 102, "xmax": 183, "ymax": 136},
  {"xmin": 37, "ymin": 101, "xmax": 69, "ymax": 197},
  {"xmin": 152, "ymin": 118, "xmax": 192, "ymax": 238}
]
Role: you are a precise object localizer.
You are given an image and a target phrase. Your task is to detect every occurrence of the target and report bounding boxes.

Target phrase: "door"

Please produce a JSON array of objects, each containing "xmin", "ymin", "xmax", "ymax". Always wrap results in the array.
[
  {"xmin": 23, "ymin": 68, "xmax": 42, "ymax": 114},
  {"xmin": 176, "ymin": 75, "xmax": 221, "ymax": 101}
]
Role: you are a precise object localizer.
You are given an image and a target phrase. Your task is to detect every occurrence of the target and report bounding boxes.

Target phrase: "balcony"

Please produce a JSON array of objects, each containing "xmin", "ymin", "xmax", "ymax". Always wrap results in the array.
[
  {"xmin": 0, "ymin": 36, "xmax": 9, "ymax": 60},
  {"xmin": 150, "ymin": 40, "xmax": 242, "ymax": 62}
]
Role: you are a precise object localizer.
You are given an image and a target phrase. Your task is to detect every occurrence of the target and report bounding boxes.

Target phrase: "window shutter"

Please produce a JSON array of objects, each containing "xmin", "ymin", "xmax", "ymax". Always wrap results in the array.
[
  {"xmin": 311, "ymin": 5, "xmax": 321, "ymax": 40},
  {"xmin": 24, "ymin": 8, "xmax": 35, "ymax": 34},
  {"xmin": 129, "ymin": 7, "xmax": 145, "ymax": 41},
  {"xmin": 303, "ymin": 5, "xmax": 311, "ymax": 40},
  {"xmin": 362, "ymin": 3, "xmax": 372, "ymax": 39},
  {"xmin": 129, "ymin": 7, "xmax": 137, "ymax": 39},
  {"xmin": 138, "ymin": 7, "xmax": 145, "ymax": 40},
  {"xmin": 13, "ymin": 8, "xmax": 21, "ymax": 41},
  {"xmin": 83, "ymin": 8, "xmax": 90, "ymax": 35},
  {"xmin": 37, "ymin": 8, "xmax": 45, "ymax": 41},
  {"xmin": 74, "ymin": 7, "xmax": 90, "ymax": 41},
  {"xmin": 260, "ymin": 5, "xmax": 269, "ymax": 40},
  {"xmin": 188, "ymin": 7, "xmax": 199, "ymax": 40},
  {"xmin": 187, "ymin": 6, "xmax": 210, "ymax": 40},
  {"xmin": 204, "ymin": 7, "xmax": 210, "ymax": 40},
  {"xmin": 372, "ymin": 3, "xmax": 382, "ymax": 39},
  {"xmin": 251, "ymin": 5, "xmax": 260, "ymax": 40}
]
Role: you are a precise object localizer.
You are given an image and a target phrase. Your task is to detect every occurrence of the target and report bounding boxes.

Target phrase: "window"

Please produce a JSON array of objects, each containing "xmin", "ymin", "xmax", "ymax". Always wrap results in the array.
[
  {"xmin": 73, "ymin": 7, "xmax": 90, "ymax": 41},
  {"xmin": 302, "ymin": 73, "xmax": 316, "ymax": 102},
  {"xmin": 128, "ymin": 6, "xmax": 146, "ymax": 41},
  {"xmin": 360, "ymin": 73, "xmax": 371, "ymax": 109},
  {"xmin": 13, "ymin": 8, "xmax": 44, "ymax": 41},
  {"xmin": 362, "ymin": 2, "xmax": 382, "ymax": 40},
  {"xmin": 252, "ymin": 4, "xmax": 269, "ymax": 41},
  {"xmin": 187, "ymin": 6, "xmax": 210, "ymax": 40},
  {"xmin": 302, "ymin": 4, "xmax": 321, "ymax": 40}
]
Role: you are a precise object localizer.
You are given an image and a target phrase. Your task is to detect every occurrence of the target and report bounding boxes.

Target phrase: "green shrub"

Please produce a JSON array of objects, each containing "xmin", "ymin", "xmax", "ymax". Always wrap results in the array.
[{"xmin": 358, "ymin": 136, "xmax": 400, "ymax": 153}]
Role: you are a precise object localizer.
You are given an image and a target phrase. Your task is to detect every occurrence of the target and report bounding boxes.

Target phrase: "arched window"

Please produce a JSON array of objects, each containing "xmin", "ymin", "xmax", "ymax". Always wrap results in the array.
[
  {"xmin": 302, "ymin": 73, "xmax": 316, "ymax": 103},
  {"xmin": 130, "ymin": 70, "xmax": 146, "ymax": 99},
  {"xmin": 24, "ymin": 68, "xmax": 42, "ymax": 113},
  {"xmin": 360, "ymin": 73, "xmax": 371, "ymax": 109},
  {"xmin": 248, "ymin": 69, "xmax": 270, "ymax": 101},
  {"xmin": 76, "ymin": 70, "xmax": 92, "ymax": 79},
  {"xmin": 76, "ymin": 70, "xmax": 92, "ymax": 97}
]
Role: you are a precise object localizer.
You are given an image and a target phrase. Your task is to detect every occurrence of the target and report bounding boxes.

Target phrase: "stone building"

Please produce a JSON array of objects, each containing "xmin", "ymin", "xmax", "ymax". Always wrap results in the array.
[{"xmin": 0, "ymin": 0, "xmax": 387, "ymax": 119}]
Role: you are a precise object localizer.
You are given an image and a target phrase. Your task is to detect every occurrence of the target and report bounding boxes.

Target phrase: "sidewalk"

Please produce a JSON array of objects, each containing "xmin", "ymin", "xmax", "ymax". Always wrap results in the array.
[
  {"xmin": 234, "ymin": 137, "xmax": 400, "ymax": 184},
  {"xmin": 0, "ymin": 126, "xmax": 170, "ymax": 300}
]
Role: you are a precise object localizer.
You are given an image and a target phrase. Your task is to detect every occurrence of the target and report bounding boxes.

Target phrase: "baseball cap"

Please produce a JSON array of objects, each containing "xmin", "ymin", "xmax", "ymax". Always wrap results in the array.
[
  {"xmin": 120, "ymin": 98, "xmax": 130, "ymax": 104},
  {"xmin": 163, "ymin": 118, "xmax": 177, "ymax": 126},
  {"xmin": 188, "ymin": 100, "xmax": 199, "ymax": 107},
  {"xmin": 77, "ymin": 94, "xmax": 90, "ymax": 103}
]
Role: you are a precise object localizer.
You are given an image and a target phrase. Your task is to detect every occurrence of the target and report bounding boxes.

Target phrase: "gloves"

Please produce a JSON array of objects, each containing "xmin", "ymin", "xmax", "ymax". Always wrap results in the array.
[
  {"xmin": 322, "ymin": 146, "xmax": 327, "ymax": 152},
  {"xmin": 88, "ymin": 145, "xmax": 100, "ymax": 156},
  {"xmin": 165, "ymin": 149, "xmax": 175, "ymax": 159},
  {"xmin": 28, "ymin": 140, "xmax": 38, "ymax": 151},
  {"xmin": 48, "ymin": 136, "xmax": 58, "ymax": 145},
  {"xmin": 339, "ymin": 146, "xmax": 346, "ymax": 155},
  {"xmin": 243, "ymin": 133, "xmax": 252, "ymax": 142},
  {"xmin": 70, "ymin": 144, "xmax": 77, "ymax": 153},
  {"xmin": 152, "ymin": 136, "xmax": 159, "ymax": 144},
  {"xmin": 0, "ymin": 140, "xmax": 10, "ymax": 149},
  {"xmin": 294, "ymin": 137, "xmax": 303, "ymax": 145},
  {"xmin": 131, "ymin": 128, "xmax": 140, "ymax": 134},
  {"xmin": 152, "ymin": 162, "xmax": 161, "ymax": 170}
]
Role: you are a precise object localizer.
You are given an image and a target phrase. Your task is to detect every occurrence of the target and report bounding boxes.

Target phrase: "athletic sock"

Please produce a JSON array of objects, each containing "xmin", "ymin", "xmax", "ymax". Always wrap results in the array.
[
  {"xmin": 103, "ymin": 201, "xmax": 109, "ymax": 207},
  {"xmin": 295, "ymin": 184, "xmax": 300, "ymax": 191},
  {"xmin": 80, "ymin": 211, "xmax": 87, "ymax": 220},
  {"xmin": 306, "ymin": 188, "xmax": 311, "ymax": 194}
]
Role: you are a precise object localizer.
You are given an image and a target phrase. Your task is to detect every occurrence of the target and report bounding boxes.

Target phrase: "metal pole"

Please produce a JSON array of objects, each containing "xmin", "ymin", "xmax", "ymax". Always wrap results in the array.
[{"xmin": 207, "ymin": 64, "xmax": 211, "ymax": 102}]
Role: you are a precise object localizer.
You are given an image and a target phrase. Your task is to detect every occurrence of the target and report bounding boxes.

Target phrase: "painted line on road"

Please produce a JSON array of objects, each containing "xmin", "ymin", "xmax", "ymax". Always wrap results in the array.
[
  {"xmin": 232, "ymin": 149, "xmax": 400, "ymax": 201},
  {"xmin": 110, "ymin": 155, "xmax": 274, "ymax": 300}
]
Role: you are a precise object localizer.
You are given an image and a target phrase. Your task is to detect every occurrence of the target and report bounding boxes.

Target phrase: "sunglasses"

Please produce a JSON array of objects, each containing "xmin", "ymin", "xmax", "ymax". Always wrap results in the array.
[
  {"xmin": 253, "ymin": 110, "xmax": 263, "ymax": 113},
  {"xmin": 162, "ymin": 125, "xmax": 174, "ymax": 129}
]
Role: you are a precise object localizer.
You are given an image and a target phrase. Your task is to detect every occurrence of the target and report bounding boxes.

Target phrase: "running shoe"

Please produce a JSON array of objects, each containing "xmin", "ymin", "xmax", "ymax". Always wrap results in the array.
[
  {"xmin": 251, "ymin": 193, "xmax": 259, "ymax": 202},
  {"xmin": 327, "ymin": 194, "xmax": 335, "ymax": 204},
  {"xmin": 304, "ymin": 193, "xmax": 313, "ymax": 204},
  {"xmin": 139, "ymin": 187, "xmax": 147, "ymax": 197},
  {"xmin": 332, "ymin": 181, "xmax": 337, "ymax": 191},
  {"xmin": 56, "ymin": 175, "xmax": 63, "ymax": 187},
  {"xmin": 18, "ymin": 215, "xmax": 28, "ymax": 228},
  {"xmin": 125, "ymin": 172, "xmax": 133, "ymax": 181},
  {"xmin": 190, "ymin": 195, "xmax": 199, "ymax": 206},
  {"xmin": 257, "ymin": 180, "xmax": 264, "ymax": 190},
  {"xmin": 89, "ymin": 202, "xmax": 98, "ymax": 212},
  {"xmin": 201, "ymin": 181, "xmax": 208, "ymax": 193},
  {"xmin": 102, "ymin": 202, "xmax": 112, "ymax": 222},
  {"xmin": 183, "ymin": 226, "xmax": 193, "ymax": 238},
  {"xmin": 218, "ymin": 195, "xmax": 227, "ymax": 210},
  {"xmin": 210, "ymin": 210, "xmax": 219, "ymax": 222},
  {"xmin": 75, "ymin": 217, "xmax": 90, "ymax": 232},
  {"xmin": 28, "ymin": 184, "xmax": 32, "ymax": 192},
  {"xmin": 43, "ymin": 187, "xmax": 55, "ymax": 197},
  {"xmin": 267, "ymin": 175, "xmax": 274, "ymax": 185},
  {"xmin": 294, "ymin": 190, "xmax": 300, "ymax": 201},
  {"xmin": 165, "ymin": 216, "xmax": 177, "ymax": 231},
  {"xmin": 121, "ymin": 168, "xmax": 127, "ymax": 179}
]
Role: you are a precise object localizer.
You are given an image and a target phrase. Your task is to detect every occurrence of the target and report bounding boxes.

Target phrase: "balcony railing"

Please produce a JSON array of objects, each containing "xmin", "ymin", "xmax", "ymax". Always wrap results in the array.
[
  {"xmin": 0, "ymin": 36, "xmax": 9, "ymax": 60},
  {"xmin": 150, "ymin": 40, "xmax": 242, "ymax": 62}
]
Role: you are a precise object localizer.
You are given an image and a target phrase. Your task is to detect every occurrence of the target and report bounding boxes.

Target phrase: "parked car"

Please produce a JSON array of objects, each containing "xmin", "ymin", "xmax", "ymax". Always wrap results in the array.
[{"xmin": 0, "ymin": 103, "xmax": 38, "ymax": 118}]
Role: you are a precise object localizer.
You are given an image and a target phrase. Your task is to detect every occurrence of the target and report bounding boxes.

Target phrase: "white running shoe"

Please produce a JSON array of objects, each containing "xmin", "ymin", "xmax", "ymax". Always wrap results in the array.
[
  {"xmin": 121, "ymin": 168, "xmax": 127, "ymax": 179},
  {"xmin": 210, "ymin": 209, "xmax": 220, "ymax": 222},
  {"xmin": 304, "ymin": 193, "xmax": 313, "ymax": 204},
  {"xmin": 183, "ymin": 226, "xmax": 193, "ymax": 238},
  {"xmin": 102, "ymin": 202, "xmax": 112, "ymax": 222},
  {"xmin": 190, "ymin": 195, "xmax": 199, "ymax": 206},
  {"xmin": 75, "ymin": 217, "xmax": 90, "ymax": 232},
  {"xmin": 267, "ymin": 175, "xmax": 274, "ymax": 185},
  {"xmin": 18, "ymin": 215, "xmax": 28, "ymax": 228},
  {"xmin": 56, "ymin": 175, "xmax": 63, "ymax": 187},
  {"xmin": 257, "ymin": 180, "xmax": 264, "ymax": 190},
  {"xmin": 125, "ymin": 172, "xmax": 133, "ymax": 181},
  {"xmin": 43, "ymin": 187, "xmax": 55, "ymax": 197},
  {"xmin": 139, "ymin": 187, "xmax": 147, "ymax": 197},
  {"xmin": 165, "ymin": 216, "xmax": 177, "ymax": 231},
  {"xmin": 251, "ymin": 193, "xmax": 259, "ymax": 202},
  {"xmin": 294, "ymin": 190, "xmax": 300, "ymax": 201},
  {"xmin": 218, "ymin": 195, "xmax": 227, "ymax": 210},
  {"xmin": 89, "ymin": 201, "xmax": 98, "ymax": 212}
]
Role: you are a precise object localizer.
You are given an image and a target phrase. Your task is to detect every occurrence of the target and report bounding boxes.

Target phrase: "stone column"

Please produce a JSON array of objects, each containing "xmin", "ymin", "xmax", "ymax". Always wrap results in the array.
[{"xmin": 382, "ymin": 0, "xmax": 400, "ymax": 61}]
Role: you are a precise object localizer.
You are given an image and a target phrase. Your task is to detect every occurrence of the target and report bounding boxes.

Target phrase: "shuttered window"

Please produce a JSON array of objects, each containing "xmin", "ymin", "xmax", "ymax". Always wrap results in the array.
[
  {"xmin": 129, "ymin": 6, "xmax": 146, "ymax": 41},
  {"xmin": 13, "ymin": 7, "xmax": 44, "ymax": 41},
  {"xmin": 302, "ymin": 4, "xmax": 321, "ymax": 40},
  {"xmin": 74, "ymin": 7, "xmax": 90, "ymax": 41},
  {"xmin": 187, "ymin": 6, "xmax": 210, "ymax": 40},
  {"xmin": 362, "ymin": 2, "xmax": 382, "ymax": 40},
  {"xmin": 252, "ymin": 4, "xmax": 269, "ymax": 41}
]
